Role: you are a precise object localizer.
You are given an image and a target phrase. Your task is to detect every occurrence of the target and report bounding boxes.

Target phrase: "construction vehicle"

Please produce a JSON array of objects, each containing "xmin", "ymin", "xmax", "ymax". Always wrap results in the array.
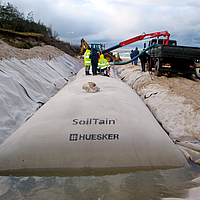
[
  {"xmin": 147, "ymin": 38, "xmax": 200, "ymax": 78},
  {"xmin": 81, "ymin": 38, "xmax": 90, "ymax": 54},
  {"xmin": 81, "ymin": 31, "xmax": 170, "ymax": 62},
  {"xmin": 81, "ymin": 38, "xmax": 121, "ymax": 62}
]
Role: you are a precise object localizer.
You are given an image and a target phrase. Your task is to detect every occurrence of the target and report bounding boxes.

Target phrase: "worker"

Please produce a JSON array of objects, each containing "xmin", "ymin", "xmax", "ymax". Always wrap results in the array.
[
  {"xmin": 89, "ymin": 48, "xmax": 99, "ymax": 76},
  {"xmin": 84, "ymin": 49, "xmax": 91, "ymax": 75},
  {"xmin": 130, "ymin": 50, "xmax": 134, "ymax": 65},
  {"xmin": 97, "ymin": 51, "xmax": 102, "ymax": 73},
  {"xmin": 133, "ymin": 47, "xmax": 139, "ymax": 65},
  {"xmin": 139, "ymin": 50, "xmax": 148, "ymax": 72},
  {"xmin": 98, "ymin": 54, "xmax": 110, "ymax": 76}
]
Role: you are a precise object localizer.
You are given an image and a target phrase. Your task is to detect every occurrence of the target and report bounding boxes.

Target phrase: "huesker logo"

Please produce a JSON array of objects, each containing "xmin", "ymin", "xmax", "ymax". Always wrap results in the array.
[{"xmin": 69, "ymin": 133, "xmax": 119, "ymax": 141}]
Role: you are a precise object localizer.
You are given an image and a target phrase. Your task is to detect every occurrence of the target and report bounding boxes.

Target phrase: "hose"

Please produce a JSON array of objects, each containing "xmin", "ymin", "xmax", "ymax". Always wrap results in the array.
[
  {"xmin": 195, "ymin": 68, "xmax": 200, "ymax": 79},
  {"xmin": 112, "ymin": 44, "xmax": 160, "ymax": 65}
]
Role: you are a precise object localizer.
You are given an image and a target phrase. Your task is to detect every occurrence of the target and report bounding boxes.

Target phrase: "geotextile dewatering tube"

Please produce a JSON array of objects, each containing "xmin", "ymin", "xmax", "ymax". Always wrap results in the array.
[
  {"xmin": 0, "ymin": 69, "xmax": 188, "ymax": 174},
  {"xmin": 112, "ymin": 44, "xmax": 160, "ymax": 65}
]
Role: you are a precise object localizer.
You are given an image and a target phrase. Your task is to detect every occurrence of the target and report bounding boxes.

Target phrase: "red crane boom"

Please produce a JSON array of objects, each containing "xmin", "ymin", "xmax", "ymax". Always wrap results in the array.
[
  {"xmin": 102, "ymin": 31, "xmax": 170, "ymax": 54},
  {"xmin": 119, "ymin": 31, "xmax": 170, "ymax": 47}
]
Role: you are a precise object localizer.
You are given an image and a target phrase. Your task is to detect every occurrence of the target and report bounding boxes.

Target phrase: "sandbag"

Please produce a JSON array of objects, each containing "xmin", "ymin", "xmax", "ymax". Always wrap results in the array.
[{"xmin": 0, "ymin": 68, "xmax": 188, "ymax": 174}]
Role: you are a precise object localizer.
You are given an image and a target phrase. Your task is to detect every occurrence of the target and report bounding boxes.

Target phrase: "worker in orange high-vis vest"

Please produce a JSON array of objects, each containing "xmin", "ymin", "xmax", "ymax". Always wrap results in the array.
[{"xmin": 84, "ymin": 49, "xmax": 91, "ymax": 75}]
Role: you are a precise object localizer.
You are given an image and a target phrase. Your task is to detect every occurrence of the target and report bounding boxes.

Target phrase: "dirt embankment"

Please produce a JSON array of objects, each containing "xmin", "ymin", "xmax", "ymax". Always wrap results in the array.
[
  {"xmin": 0, "ymin": 30, "xmax": 81, "ymax": 58},
  {"xmin": 116, "ymin": 61, "xmax": 200, "ymax": 106},
  {"xmin": 0, "ymin": 39, "xmax": 65, "ymax": 60}
]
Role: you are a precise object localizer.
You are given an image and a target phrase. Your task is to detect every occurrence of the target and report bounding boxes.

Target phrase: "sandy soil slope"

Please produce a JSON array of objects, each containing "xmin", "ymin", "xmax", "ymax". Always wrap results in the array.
[{"xmin": 0, "ymin": 40, "xmax": 65, "ymax": 60}]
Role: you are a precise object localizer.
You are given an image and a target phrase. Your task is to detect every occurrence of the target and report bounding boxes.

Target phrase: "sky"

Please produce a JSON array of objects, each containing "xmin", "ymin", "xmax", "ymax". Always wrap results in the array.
[{"xmin": 1, "ymin": 0, "xmax": 200, "ymax": 50}]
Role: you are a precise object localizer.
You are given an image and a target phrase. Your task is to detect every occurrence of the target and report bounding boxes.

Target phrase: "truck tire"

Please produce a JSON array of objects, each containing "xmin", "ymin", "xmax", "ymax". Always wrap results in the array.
[{"xmin": 154, "ymin": 59, "xmax": 162, "ymax": 76}]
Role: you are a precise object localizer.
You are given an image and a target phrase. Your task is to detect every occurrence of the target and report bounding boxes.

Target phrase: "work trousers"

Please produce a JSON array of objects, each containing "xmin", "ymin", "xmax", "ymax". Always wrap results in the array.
[
  {"xmin": 134, "ymin": 58, "xmax": 138, "ymax": 65},
  {"xmin": 141, "ymin": 62, "xmax": 145, "ymax": 72},
  {"xmin": 92, "ymin": 62, "xmax": 98, "ymax": 75},
  {"xmin": 85, "ymin": 66, "xmax": 90, "ymax": 72}
]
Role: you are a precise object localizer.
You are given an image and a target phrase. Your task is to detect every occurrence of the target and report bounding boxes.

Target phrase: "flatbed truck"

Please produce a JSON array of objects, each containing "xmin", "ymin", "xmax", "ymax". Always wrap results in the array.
[{"xmin": 148, "ymin": 39, "xmax": 200, "ymax": 78}]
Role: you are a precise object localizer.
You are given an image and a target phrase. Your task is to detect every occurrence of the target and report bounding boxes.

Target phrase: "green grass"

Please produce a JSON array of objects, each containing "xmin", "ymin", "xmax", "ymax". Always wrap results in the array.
[{"xmin": 0, "ymin": 28, "xmax": 44, "ymax": 39}]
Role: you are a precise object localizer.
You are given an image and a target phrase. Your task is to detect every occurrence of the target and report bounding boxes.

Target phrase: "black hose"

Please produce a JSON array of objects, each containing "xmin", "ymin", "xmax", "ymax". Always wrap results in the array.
[{"xmin": 195, "ymin": 68, "xmax": 200, "ymax": 79}]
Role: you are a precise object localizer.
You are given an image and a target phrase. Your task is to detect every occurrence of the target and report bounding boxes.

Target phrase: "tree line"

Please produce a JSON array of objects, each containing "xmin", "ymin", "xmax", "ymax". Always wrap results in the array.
[{"xmin": 0, "ymin": 2, "xmax": 54, "ymax": 37}]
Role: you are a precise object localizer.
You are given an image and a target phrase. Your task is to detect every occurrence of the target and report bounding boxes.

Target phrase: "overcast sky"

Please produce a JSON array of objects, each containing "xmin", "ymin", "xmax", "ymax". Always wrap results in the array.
[{"xmin": 1, "ymin": 0, "xmax": 200, "ymax": 49}]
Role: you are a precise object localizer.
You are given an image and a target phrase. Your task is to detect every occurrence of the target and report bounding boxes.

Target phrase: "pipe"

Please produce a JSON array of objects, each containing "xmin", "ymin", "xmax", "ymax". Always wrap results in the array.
[
  {"xmin": 102, "ymin": 44, "xmax": 121, "ymax": 54},
  {"xmin": 112, "ymin": 44, "xmax": 160, "ymax": 65},
  {"xmin": 195, "ymin": 68, "xmax": 200, "ymax": 79}
]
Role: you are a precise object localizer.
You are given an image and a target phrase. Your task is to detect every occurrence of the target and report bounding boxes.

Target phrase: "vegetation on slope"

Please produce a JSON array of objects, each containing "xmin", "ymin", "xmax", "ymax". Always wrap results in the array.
[{"xmin": 0, "ymin": 2, "xmax": 80, "ymax": 56}]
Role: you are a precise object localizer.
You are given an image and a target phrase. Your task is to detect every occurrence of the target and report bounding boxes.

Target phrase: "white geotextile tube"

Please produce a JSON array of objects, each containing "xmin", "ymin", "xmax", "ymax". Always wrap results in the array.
[{"xmin": 0, "ymin": 68, "xmax": 188, "ymax": 174}]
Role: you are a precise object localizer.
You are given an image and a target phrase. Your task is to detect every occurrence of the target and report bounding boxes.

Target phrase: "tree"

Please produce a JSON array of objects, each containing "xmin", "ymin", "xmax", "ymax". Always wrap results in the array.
[
  {"xmin": 0, "ymin": 2, "xmax": 58, "ymax": 37},
  {"xmin": 53, "ymin": 29, "xmax": 58, "ymax": 39},
  {"xmin": 27, "ymin": 11, "xmax": 34, "ymax": 22},
  {"xmin": 0, "ymin": 2, "xmax": 24, "ymax": 30}
]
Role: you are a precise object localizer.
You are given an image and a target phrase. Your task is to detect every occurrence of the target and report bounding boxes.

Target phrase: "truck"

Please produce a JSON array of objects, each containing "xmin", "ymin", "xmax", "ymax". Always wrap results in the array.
[{"xmin": 147, "ymin": 39, "xmax": 200, "ymax": 78}]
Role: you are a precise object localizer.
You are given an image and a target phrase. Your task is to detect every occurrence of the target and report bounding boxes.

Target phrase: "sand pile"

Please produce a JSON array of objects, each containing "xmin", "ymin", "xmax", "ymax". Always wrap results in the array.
[{"xmin": 0, "ymin": 40, "xmax": 65, "ymax": 60}]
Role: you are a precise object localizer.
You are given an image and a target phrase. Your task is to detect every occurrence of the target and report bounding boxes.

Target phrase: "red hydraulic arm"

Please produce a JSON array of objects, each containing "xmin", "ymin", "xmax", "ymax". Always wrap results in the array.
[
  {"xmin": 102, "ymin": 31, "xmax": 170, "ymax": 54},
  {"xmin": 119, "ymin": 31, "xmax": 170, "ymax": 47}
]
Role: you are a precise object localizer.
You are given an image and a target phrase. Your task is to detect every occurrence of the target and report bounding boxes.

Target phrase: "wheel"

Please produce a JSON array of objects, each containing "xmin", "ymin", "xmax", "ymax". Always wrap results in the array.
[
  {"xmin": 154, "ymin": 59, "xmax": 162, "ymax": 76},
  {"xmin": 104, "ymin": 54, "xmax": 113, "ymax": 62}
]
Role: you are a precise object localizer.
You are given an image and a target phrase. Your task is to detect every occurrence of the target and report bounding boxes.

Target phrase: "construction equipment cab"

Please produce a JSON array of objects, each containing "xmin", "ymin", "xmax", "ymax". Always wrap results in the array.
[
  {"xmin": 90, "ymin": 43, "xmax": 105, "ymax": 52},
  {"xmin": 149, "ymin": 39, "xmax": 177, "ymax": 46},
  {"xmin": 81, "ymin": 38, "xmax": 104, "ymax": 54}
]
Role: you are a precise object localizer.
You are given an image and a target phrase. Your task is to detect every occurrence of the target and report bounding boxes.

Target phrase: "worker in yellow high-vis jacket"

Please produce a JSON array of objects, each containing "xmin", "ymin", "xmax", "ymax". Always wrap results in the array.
[
  {"xmin": 84, "ymin": 49, "xmax": 91, "ymax": 75},
  {"xmin": 98, "ymin": 54, "xmax": 110, "ymax": 76}
]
